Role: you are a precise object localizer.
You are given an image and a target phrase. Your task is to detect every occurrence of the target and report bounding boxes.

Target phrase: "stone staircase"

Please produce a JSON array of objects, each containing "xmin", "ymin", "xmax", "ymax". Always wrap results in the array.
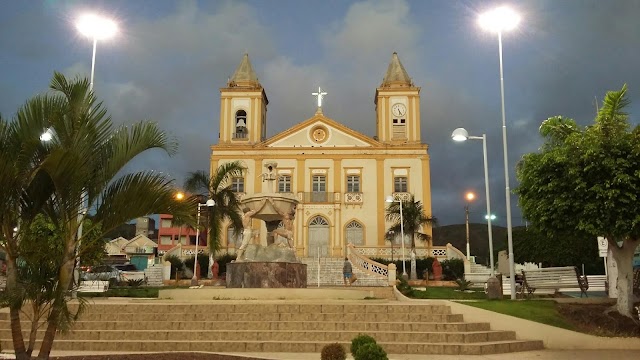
[
  {"xmin": 0, "ymin": 301, "xmax": 544, "ymax": 355},
  {"xmin": 466, "ymin": 262, "xmax": 493, "ymax": 286},
  {"xmin": 302, "ymin": 257, "xmax": 388, "ymax": 287}
]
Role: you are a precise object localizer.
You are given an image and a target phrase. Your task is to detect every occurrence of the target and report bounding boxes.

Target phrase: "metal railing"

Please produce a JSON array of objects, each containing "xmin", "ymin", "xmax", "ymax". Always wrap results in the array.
[{"xmin": 301, "ymin": 192, "xmax": 336, "ymax": 203}]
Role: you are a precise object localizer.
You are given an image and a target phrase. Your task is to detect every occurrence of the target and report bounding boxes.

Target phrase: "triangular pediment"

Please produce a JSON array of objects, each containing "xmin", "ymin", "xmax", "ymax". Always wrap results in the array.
[
  {"xmin": 263, "ymin": 114, "xmax": 381, "ymax": 148},
  {"xmin": 123, "ymin": 234, "xmax": 157, "ymax": 250}
]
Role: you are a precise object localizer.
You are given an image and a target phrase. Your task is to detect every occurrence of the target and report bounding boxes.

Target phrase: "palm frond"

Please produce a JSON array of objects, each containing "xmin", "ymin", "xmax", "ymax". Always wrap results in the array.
[{"xmin": 93, "ymin": 172, "xmax": 197, "ymax": 234}]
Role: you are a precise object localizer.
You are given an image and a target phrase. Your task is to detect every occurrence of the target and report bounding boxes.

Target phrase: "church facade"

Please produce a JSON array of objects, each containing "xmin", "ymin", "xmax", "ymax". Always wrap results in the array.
[{"xmin": 211, "ymin": 53, "xmax": 433, "ymax": 258}]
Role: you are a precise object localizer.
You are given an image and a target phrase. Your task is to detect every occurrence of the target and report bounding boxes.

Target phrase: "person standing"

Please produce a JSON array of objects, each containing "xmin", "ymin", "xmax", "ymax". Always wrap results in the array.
[{"xmin": 343, "ymin": 258, "xmax": 354, "ymax": 286}]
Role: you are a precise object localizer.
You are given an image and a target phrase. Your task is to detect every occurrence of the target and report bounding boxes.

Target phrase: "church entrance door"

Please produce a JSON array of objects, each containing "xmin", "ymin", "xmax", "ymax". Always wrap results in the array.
[{"xmin": 308, "ymin": 216, "xmax": 329, "ymax": 257}]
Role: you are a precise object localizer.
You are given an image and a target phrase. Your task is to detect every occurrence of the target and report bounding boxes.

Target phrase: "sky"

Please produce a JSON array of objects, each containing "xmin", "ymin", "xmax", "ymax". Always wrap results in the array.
[{"xmin": 1, "ymin": 0, "xmax": 639, "ymax": 226}]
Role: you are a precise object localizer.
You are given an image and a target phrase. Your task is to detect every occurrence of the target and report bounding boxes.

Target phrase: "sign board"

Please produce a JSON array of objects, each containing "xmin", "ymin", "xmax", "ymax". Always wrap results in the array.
[{"xmin": 597, "ymin": 236, "xmax": 608, "ymax": 257}]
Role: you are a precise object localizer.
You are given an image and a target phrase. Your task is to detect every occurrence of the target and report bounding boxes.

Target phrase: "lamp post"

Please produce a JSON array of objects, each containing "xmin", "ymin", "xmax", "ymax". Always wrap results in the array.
[
  {"xmin": 479, "ymin": 6, "xmax": 520, "ymax": 299},
  {"xmin": 452, "ymin": 128, "xmax": 495, "ymax": 276},
  {"xmin": 76, "ymin": 14, "xmax": 118, "ymax": 92},
  {"xmin": 62, "ymin": 13, "xmax": 119, "ymax": 299},
  {"xmin": 464, "ymin": 192, "xmax": 475, "ymax": 260},
  {"xmin": 388, "ymin": 230, "xmax": 395, "ymax": 262},
  {"xmin": 192, "ymin": 199, "xmax": 215, "ymax": 286},
  {"xmin": 385, "ymin": 195, "xmax": 407, "ymax": 277}
]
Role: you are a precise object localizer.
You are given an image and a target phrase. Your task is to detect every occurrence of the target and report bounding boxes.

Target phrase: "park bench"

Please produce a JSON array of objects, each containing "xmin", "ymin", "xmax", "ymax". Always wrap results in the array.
[{"xmin": 521, "ymin": 266, "xmax": 588, "ymax": 298}]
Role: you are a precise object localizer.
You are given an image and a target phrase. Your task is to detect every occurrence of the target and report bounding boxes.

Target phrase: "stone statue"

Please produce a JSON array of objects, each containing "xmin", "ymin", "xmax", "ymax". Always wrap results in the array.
[
  {"xmin": 236, "ymin": 199, "xmax": 266, "ymax": 261},
  {"xmin": 260, "ymin": 162, "xmax": 277, "ymax": 193},
  {"xmin": 269, "ymin": 197, "xmax": 296, "ymax": 249}
]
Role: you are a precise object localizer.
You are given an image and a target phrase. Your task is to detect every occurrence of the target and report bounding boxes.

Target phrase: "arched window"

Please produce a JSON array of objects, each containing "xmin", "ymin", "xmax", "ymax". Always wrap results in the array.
[
  {"xmin": 309, "ymin": 216, "xmax": 329, "ymax": 226},
  {"xmin": 345, "ymin": 220, "xmax": 364, "ymax": 245},
  {"xmin": 234, "ymin": 110, "xmax": 248, "ymax": 139}
]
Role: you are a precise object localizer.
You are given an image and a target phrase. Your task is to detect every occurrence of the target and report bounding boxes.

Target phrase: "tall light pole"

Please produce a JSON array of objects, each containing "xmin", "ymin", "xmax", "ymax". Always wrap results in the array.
[
  {"xmin": 192, "ymin": 199, "xmax": 215, "ymax": 286},
  {"xmin": 452, "ymin": 128, "xmax": 495, "ymax": 276},
  {"xmin": 76, "ymin": 14, "xmax": 118, "ymax": 92},
  {"xmin": 61, "ymin": 13, "xmax": 118, "ymax": 299},
  {"xmin": 464, "ymin": 192, "xmax": 475, "ymax": 260},
  {"xmin": 386, "ymin": 196, "xmax": 407, "ymax": 277},
  {"xmin": 479, "ymin": 6, "xmax": 520, "ymax": 299}
]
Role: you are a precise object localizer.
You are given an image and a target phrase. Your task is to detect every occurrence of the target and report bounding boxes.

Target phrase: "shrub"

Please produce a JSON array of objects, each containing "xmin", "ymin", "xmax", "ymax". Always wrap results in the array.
[
  {"xmin": 455, "ymin": 278, "xmax": 472, "ymax": 291},
  {"xmin": 354, "ymin": 342, "xmax": 388, "ymax": 360},
  {"xmin": 441, "ymin": 259, "xmax": 464, "ymax": 280},
  {"xmin": 395, "ymin": 275, "xmax": 412, "ymax": 296},
  {"xmin": 126, "ymin": 278, "xmax": 145, "ymax": 288},
  {"xmin": 165, "ymin": 255, "xmax": 184, "ymax": 280},
  {"xmin": 216, "ymin": 253, "xmax": 236, "ymax": 274},
  {"xmin": 350, "ymin": 334, "xmax": 377, "ymax": 358},
  {"xmin": 184, "ymin": 256, "xmax": 210, "ymax": 277},
  {"xmin": 320, "ymin": 343, "xmax": 346, "ymax": 360}
]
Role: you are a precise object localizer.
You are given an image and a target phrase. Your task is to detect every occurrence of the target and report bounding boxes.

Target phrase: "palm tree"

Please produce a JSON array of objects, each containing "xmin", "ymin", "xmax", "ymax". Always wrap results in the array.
[
  {"xmin": 385, "ymin": 195, "xmax": 437, "ymax": 279},
  {"xmin": 184, "ymin": 162, "xmax": 244, "ymax": 258},
  {"xmin": 1, "ymin": 72, "xmax": 196, "ymax": 359}
]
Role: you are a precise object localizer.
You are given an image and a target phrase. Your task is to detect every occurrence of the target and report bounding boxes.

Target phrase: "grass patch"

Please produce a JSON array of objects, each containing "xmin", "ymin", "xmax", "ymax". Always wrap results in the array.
[
  {"xmin": 409, "ymin": 287, "xmax": 488, "ymax": 300},
  {"xmin": 462, "ymin": 300, "xmax": 575, "ymax": 331}
]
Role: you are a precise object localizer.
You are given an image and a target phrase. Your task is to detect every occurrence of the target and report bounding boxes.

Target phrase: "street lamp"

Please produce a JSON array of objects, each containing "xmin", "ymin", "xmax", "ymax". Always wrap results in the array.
[
  {"xmin": 485, "ymin": 214, "xmax": 496, "ymax": 221},
  {"xmin": 76, "ymin": 14, "xmax": 118, "ymax": 92},
  {"xmin": 479, "ymin": 6, "xmax": 520, "ymax": 299},
  {"xmin": 464, "ymin": 192, "xmax": 475, "ymax": 260},
  {"xmin": 452, "ymin": 127, "xmax": 495, "ymax": 276},
  {"xmin": 385, "ymin": 195, "xmax": 407, "ymax": 277},
  {"xmin": 192, "ymin": 199, "xmax": 215, "ymax": 286}
]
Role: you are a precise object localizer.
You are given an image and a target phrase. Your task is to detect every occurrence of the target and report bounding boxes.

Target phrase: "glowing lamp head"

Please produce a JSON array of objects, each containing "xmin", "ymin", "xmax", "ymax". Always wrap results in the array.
[
  {"xmin": 466, "ymin": 192, "xmax": 475, "ymax": 201},
  {"xmin": 77, "ymin": 14, "xmax": 118, "ymax": 40},
  {"xmin": 451, "ymin": 128, "xmax": 469, "ymax": 142},
  {"xmin": 40, "ymin": 128, "xmax": 54, "ymax": 142},
  {"xmin": 175, "ymin": 192, "xmax": 185, "ymax": 200},
  {"xmin": 478, "ymin": 6, "xmax": 520, "ymax": 33}
]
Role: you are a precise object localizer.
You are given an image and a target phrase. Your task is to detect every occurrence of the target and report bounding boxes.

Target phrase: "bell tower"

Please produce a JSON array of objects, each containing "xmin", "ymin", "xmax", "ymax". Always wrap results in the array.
[
  {"xmin": 374, "ymin": 52, "xmax": 421, "ymax": 144},
  {"xmin": 219, "ymin": 53, "xmax": 268, "ymax": 144}
]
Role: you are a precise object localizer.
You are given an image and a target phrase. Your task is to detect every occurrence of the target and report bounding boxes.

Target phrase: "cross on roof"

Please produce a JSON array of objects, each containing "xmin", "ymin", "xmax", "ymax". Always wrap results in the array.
[{"xmin": 312, "ymin": 87, "xmax": 328, "ymax": 108}]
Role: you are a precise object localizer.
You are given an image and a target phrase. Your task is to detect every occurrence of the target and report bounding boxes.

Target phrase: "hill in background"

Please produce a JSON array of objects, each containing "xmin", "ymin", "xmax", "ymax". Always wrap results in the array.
[{"xmin": 432, "ymin": 223, "xmax": 515, "ymax": 266}]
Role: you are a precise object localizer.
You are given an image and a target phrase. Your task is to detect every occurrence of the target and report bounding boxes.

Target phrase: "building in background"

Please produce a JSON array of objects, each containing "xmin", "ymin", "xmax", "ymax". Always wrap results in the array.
[
  {"xmin": 135, "ymin": 216, "xmax": 156, "ymax": 240},
  {"xmin": 209, "ymin": 53, "xmax": 433, "ymax": 258}
]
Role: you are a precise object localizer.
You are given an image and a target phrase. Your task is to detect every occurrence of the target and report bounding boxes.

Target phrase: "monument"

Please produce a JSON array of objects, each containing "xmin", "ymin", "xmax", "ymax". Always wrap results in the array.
[{"xmin": 226, "ymin": 162, "xmax": 307, "ymax": 288}]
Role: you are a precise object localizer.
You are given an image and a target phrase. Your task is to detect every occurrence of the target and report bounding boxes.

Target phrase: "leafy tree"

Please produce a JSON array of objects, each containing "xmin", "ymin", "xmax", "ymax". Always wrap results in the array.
[
  {"xmin": 385, "ymin": 195, "xmax": 437, "ymax": 279},
  {"xmin": 184, "ymin": 162, "xmax": 245, "ymax": 257},
  {"xmin": 515, "ymin": 85, "xmax": 640, "ymax": 317},
  {"xmin": 0, "ymin": 73, "xmax": 197, "ymax": 359},
  {"xmin": 510, "ymin": 227, "xmax": 603, "ymax": 274}
]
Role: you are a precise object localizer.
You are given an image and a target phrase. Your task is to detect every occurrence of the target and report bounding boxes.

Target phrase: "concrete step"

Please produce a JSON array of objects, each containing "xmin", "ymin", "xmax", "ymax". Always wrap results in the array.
[
  {"xmin": 9, "ymin": 303, "xmax": 452, "ymax": 315},
  {"xmin": 3, "ymin": 320, "xmax": 490, "ymax": 332},
  {"xmin": 0, "ymin": 339, "xmax": 544, "ymax": 355},
  {"xmin": 0, "ymin": 302, "xmax": 544, "ymax": 355},
  {"xmin": 13, "ymin": 312, "xmax": 463, "ymax": 323},
  {"xmin": 2, "ymin": 329, "xmax": 517, "ymax": 343}
]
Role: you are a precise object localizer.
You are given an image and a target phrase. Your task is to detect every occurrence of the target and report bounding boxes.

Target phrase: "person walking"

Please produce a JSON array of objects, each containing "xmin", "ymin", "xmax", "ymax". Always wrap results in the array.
[{"xmin": 343, "ymin": 257, "xmax": 355, "ymax": 286}]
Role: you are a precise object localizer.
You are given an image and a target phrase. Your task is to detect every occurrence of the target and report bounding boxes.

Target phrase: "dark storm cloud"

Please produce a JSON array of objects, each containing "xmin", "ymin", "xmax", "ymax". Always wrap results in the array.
[{"xmin": 2, "ymin": 0, "xmax": 639, "ymax": 226}]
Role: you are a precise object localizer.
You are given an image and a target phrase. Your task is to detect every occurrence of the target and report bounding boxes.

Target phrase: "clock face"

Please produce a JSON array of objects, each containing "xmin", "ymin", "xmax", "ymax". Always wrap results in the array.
[
  {"xmin": 392, "ymin": 103, "xmax": 407, "ymax": 117},
  {"xmin": 312, "ymin": 128, "xmax": 327, "ymax": 142}
]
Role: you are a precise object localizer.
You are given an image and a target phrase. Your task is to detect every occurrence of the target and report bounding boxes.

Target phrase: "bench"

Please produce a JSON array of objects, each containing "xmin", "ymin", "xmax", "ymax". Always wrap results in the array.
[{"xmin": 521, "ymin": 266, "xmax": 588, "ymax": 298}]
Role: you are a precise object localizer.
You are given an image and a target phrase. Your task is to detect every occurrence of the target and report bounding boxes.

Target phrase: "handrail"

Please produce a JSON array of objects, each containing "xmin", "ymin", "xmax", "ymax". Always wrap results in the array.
[{"xmin": 347, "ymin": 244, "xmax": 388, "ymax": 278}]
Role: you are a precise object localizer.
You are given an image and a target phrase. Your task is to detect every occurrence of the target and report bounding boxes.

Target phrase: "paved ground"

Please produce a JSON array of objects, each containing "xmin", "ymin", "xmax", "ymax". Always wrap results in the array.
[
  {"xmin": 1, "ymin": 350, "xmax": 638, "ymax": 360},
  {"xmin": 232, "ymin": 350, "xmax": 640, "ymax": 359}
]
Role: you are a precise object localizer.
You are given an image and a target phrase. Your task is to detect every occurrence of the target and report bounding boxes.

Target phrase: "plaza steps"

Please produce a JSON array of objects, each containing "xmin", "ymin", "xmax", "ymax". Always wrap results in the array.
[
  {"xmin": 302, "ymin": 257, "xmax": 389, "ymax": 287},
  {"xmin": 0, "ymin": 302, "xmax": 543, "ymax": 355}
]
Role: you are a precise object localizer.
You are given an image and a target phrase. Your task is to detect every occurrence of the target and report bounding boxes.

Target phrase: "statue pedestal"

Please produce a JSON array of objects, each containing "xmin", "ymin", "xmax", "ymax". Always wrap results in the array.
[{"xmin": 226, "ymin": 262, "xmax": 307, "ymax": 288}]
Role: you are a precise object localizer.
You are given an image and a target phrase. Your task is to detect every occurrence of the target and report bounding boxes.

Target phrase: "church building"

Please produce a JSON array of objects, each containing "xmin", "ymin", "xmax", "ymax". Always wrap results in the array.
[{"xmin": 212, "ymin": 53, "xmax": 433, "ymax": 258}]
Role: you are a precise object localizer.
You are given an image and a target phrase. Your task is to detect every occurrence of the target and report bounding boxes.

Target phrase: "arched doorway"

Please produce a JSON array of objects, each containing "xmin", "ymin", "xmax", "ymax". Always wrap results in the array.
[
  {"xmin": 345, "ymin": 220, "xmax": 364, "ymax": 246},
  {"xmin": 308, "ymin": 216, "xmax": 329, "ymax": 257}
]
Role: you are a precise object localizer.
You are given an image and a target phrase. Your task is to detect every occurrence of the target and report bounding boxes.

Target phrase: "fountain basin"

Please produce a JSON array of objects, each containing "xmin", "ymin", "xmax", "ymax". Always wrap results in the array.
[{"xmin": 242, "ymin": 193, "xmax": 298, "ymax": 222}]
